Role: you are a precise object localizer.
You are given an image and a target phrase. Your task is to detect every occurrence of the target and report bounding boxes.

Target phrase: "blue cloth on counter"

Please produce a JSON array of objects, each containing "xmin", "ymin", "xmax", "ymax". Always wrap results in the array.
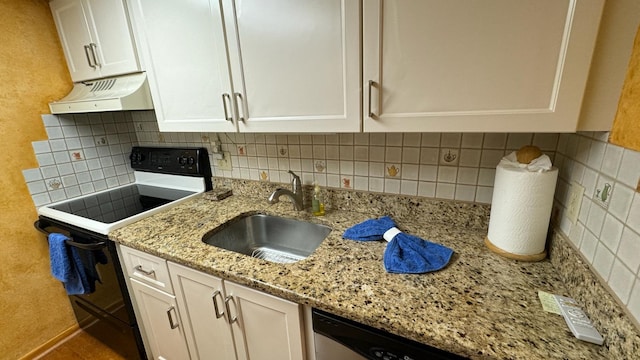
[
  {"xmin": 343, "ymin": 216, "xmax": 396, "ymax": 241},
  {"xmin": 49, "ymin": 233, "xmax": 87, "ymax": 295},
  {"xmin": 343, "ymin": 216, "xmax": 454, "ymax": 274}
]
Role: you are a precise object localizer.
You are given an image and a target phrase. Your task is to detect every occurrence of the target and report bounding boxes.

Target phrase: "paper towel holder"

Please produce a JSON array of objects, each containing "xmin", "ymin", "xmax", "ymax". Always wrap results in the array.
[
  {"xmin": 484, "ymin": 237, "xmax": 547, "ymax": 261},
  {"xmin": 515, "ymin": 145, "xmax": 542, "ymax": 164},
  {"xmin": 485, "ymin": 145, "xmax": 553, "ymax": 262}
]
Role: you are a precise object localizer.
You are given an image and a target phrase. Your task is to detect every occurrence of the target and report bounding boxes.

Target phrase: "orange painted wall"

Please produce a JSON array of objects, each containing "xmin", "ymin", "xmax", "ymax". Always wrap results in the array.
[
  {"xmin": 611, "ymin": 26, "xmax": 640, "ymax": 151},
  {"xmin": 0, "ymin": 0, "xmax": 77, "ymax": 358}
]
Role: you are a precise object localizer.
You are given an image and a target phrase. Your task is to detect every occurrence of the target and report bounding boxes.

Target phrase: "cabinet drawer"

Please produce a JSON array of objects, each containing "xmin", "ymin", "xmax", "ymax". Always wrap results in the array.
[{"xmin": 119, "ymin": 245, "xmax": 173, "ymax": 294}]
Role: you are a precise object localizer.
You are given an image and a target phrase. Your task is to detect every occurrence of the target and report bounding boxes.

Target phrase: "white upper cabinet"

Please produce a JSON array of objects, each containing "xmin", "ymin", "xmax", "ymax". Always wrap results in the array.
[
  {"xmin": 50, "ymin": 0, "xmax": 140, "ymax": 82},
  {"xmin": 363, "ymin": 0, "xmax": 605, "ymax": 132},
  {"xmin": 226, "ymin": 0, "xmax": 361, "ymax": 132},
  {"xmin": 128, "ymin": 0, "xmax": 237, "ymax": 132},
  {"xmin": 128, "ymin": 0, "xmax": 360, "ymax": 133}
]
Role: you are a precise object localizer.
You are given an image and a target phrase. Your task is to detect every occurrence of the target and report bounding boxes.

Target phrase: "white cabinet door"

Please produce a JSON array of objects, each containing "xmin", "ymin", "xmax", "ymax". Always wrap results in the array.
[
  {"xmin": 225, "ymin": 0, "xmax": 361, "ymax": 132},
  {"xmin": 84, "ymin": 0, "xmax": 139, "ymax": 77},
  {"xmin": 169, "ymin": 262, "xmax": 238, "ymax": 360},
  {"xmin": 130, "ymin": 279, "xmax": 192, "ymax": 360},
  {"xmin": 128, "ymin": 0, "xmax": 238, "ymax": 132},
  {"xmin": 363, "ymin": 0, "xmax": 604, "ymax": 132},
  {"xmin": 225, "ymin": 281, "xmax": 304, "ymax": 360},
  {"xmin": 50, "ymin": 0, "xmax": 139, "ymax": 82},
  {"xmin": 50, "ymin": 0, "xmax": 99, "ymax": 82}
]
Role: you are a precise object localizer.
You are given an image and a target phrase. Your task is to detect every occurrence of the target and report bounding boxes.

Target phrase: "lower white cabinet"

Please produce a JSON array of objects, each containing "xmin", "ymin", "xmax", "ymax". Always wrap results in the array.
[
  {"xmin": 129, "ymin": 279, "xmax": 192, "ymax": 360},
  {"xmin": 169, "ymin": 262, "xmax": 306, "ymax": 360},
  {"xmin": 119, "ymin": 244, "xmax": 306, "ymax": 360},
  {"xmin": 168, "ymin": 262, "xmax": 237, "ymax": 360}
]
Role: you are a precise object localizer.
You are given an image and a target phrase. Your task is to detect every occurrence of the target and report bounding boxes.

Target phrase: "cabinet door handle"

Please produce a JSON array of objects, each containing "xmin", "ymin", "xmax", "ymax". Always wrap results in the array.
[
  {"xmin": 222, "ymin": 93, "xmax": 232, "ymax": 122},
  {"xmin": 134, "ymin": 265, "xmax": 156, "ymax": 279},
  {"xmin": 211, "ymin": 290, "xmax": 225, "ymax": 319},
  {"xmin": 224, "ymin": 295, "xmax": 237, "ymax": 324},
  {"xmin": 84, "ymin": 45, "xmax": 96, "ymax": 68},
  {"xmin": 368, "ymin": 80, "xmax": 377, "ymax": 119},
  {"xmin": 233, "ymin": 93, "xmax": 245, "ymax": 123},
  {"xmin": 89, "ymin": 43, "xmax": 101, "ymax": 67},
  {"xmin": 166, "ymin": 307, "xmax": 179, "ymax": 329}
]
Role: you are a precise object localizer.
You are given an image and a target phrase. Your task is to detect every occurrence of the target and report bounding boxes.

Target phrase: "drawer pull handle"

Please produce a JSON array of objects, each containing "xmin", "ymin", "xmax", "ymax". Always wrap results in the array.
[
  {"xmin": 134, "ymin": 265, "xmax": 156, "ymax": 279},
  {"xmin": 166, "ymin": 307, "xmax": 179, "ymax": 329},
  {"xmin": 212, "ymin": 290, "xmax": 225, "ymax": 319}
]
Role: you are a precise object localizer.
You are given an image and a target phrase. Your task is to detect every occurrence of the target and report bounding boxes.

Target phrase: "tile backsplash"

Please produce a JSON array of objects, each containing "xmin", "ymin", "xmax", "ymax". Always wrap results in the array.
[
  {"xmin": 133, "ymin": 111, "xmax": 560, "ymax": 204},
  {"xmin": 25, "ymin": 110, "xmax": 640, "ymax": 326},
  {"xmin": 554, "ymin": 132, "xmax": 640, "ymax": 325},
  {"xmin": 23, "ymin": 113, "xmax": 137, "ymax": 206}
]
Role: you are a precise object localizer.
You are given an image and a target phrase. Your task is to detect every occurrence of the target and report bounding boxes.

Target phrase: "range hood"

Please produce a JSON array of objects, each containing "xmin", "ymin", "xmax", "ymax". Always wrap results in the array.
[{"xmin": 49, "ymin": 72, "xmax": 153, "ymax": 114}]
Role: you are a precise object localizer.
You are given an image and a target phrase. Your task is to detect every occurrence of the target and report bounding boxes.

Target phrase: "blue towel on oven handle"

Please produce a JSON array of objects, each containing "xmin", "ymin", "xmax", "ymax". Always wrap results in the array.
[
  {"xmin": 48, "ymin": 233, "xmax": 88, "ymax": 295},
  {"xmin": 342, "ymin": 216, "xmax": 454, "ymax": 274}
]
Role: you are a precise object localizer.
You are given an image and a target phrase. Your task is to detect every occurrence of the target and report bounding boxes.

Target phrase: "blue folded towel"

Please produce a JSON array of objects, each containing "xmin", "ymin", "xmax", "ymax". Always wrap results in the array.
[
  {"xmin": 343, "ymin": 216, "xmax": 454, "ymax": 274},
  {"xmin": 48, "ymin": 233, "xmax": 91, "ymax": 295},
  {"xmin": 84, "ymin": 246, "xmax": 108, "ymax": 293}
]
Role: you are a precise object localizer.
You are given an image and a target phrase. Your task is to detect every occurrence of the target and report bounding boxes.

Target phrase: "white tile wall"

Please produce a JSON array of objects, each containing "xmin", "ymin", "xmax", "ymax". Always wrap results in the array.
[
  {"xmin": 132, "ymin": 111, "xmax": 556, "ymax": 204},
  {"xmin": 23, "ymin": 113, "xmax": 137, "ymax": 207},
  {"xmin": 556, "ymin": 132, "xmax": 640, "ymax": 325}
]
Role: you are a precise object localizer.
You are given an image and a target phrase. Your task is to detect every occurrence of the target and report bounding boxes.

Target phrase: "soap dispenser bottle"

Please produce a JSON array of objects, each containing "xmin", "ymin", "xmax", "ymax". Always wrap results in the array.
[{"xmin": 312, "ymin": 182, "xmax": 325, "ymax": 216}]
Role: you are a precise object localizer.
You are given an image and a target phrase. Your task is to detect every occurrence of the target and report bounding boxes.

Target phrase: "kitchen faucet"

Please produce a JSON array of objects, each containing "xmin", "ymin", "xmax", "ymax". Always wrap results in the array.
[{"xmin": 268, "ymin": 170, "xmax": 304, "ymax": 211}]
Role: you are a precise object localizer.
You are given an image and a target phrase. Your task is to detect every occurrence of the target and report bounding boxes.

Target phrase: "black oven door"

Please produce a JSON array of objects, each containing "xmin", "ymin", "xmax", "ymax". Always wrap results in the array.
[{"xmin": 35, "ymin": 218, "xmax": 146, "ymax": 360}]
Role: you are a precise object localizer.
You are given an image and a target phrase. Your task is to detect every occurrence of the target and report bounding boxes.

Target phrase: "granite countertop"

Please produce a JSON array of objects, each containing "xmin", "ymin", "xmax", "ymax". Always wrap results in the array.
[{"xmin": 109, "ymin": 192, "xmax": 607, "ymax": 359}]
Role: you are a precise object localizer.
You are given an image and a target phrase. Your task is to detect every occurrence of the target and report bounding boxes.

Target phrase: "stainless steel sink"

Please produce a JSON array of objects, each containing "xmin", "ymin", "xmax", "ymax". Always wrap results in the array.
[{"xmin": 202, "ymin": 214, "xmax": 331, "ymax": 263}]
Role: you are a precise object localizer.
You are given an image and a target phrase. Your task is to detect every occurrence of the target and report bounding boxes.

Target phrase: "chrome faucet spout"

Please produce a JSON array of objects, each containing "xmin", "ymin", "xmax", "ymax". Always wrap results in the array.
[{"xmin": 268, "ymin": 171, "xmax": 304, "ymax": 210}]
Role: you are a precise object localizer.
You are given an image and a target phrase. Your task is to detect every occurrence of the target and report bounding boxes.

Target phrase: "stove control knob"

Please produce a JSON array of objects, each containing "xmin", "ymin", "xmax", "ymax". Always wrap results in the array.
[
  {"xmin": 130, "ymin": 152, "xmax": 145, "ymax": 163},
  {"xmin": 188, "ymin": 157, "xmax": 195, "ymax": 165},
  {"xmin": 178, "ymin": 156, "xmax": 188, "ymax": 165}
]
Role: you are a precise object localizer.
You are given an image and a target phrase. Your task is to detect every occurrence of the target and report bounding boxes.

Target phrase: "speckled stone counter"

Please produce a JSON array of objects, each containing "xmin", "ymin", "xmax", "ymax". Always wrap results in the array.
[{"xmin": 110, "ymin": 190, "xmax": 610, "ymax": 359}]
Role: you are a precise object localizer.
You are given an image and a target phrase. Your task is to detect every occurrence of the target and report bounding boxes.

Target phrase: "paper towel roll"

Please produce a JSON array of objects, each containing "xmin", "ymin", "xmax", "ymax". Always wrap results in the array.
[{"xmin": 486, "ymin": 164, "xmax": 558, "ymax": 261}]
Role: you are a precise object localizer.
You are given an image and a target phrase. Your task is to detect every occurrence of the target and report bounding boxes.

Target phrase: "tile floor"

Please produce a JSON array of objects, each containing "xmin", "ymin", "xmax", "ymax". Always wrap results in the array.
[{"xmin": 36, "ymin": 331, "xmax": 125, "ymax": 360}]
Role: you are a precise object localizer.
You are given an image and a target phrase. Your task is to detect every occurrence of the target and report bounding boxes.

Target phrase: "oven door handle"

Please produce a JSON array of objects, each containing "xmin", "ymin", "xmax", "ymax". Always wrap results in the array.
[{"xmin": 34, "ymin": 220, "xmax": 107, "ymax": 251}]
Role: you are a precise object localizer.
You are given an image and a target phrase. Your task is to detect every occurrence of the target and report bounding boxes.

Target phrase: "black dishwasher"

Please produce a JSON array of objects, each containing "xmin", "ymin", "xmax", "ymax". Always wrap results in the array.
[{"xmin": 312, "ymin": 308, "xmax": 468, "ymax": 360}]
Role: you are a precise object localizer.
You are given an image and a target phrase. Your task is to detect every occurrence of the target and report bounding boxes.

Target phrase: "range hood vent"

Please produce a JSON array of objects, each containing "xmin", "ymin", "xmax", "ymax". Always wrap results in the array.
[{"xmin": 49, "ymin": 72, "xmax": 153, "ymax": 114}]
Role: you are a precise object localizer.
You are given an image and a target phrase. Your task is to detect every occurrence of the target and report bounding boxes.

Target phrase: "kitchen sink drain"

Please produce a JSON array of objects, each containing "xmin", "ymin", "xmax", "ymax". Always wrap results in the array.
[{"xmin": 251, "ymin": 247, "xmax": 304, "ymax": 264}]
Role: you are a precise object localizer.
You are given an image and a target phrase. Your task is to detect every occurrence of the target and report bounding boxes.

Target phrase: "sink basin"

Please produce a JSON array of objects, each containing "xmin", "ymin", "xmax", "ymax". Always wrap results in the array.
[{"xmin": 202, "ymin": 214, "xmax": 331, "ymax": 263}]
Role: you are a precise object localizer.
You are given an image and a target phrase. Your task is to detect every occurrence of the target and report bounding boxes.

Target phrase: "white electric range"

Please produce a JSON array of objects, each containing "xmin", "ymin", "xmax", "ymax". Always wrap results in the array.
[{"xmin": 34, "ymin": 146, "xmax": 212, "ymax": 360}]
